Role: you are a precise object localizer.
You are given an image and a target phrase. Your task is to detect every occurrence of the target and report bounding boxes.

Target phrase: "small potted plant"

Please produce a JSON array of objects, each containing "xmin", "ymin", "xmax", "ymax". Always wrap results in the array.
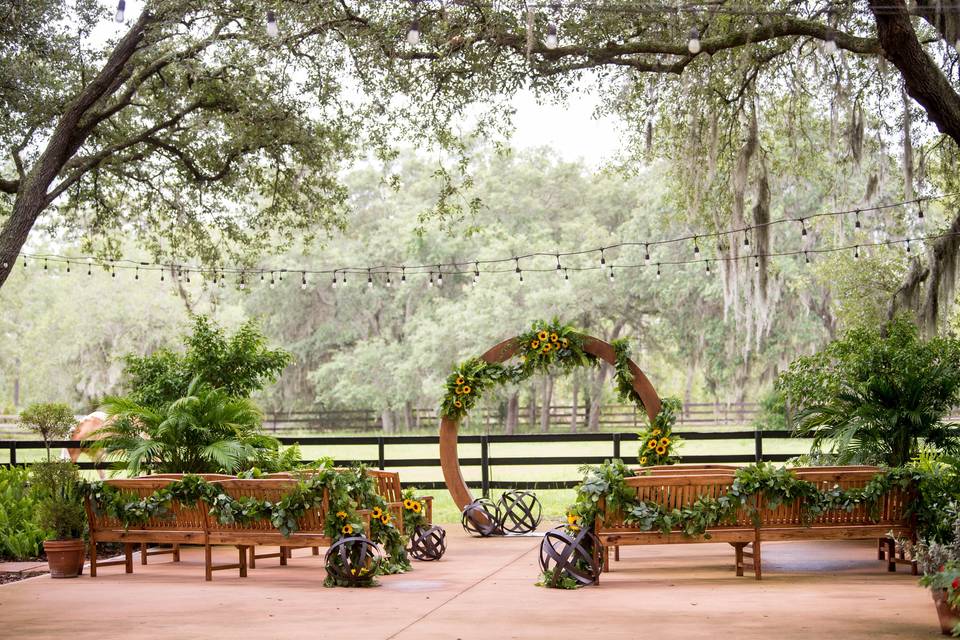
[
  {"xmin": 20, "ymin": 403, "xmax": 85, "ymax": 577},
  {"xmin": 31, "ymin": 460, "xmax": 86, "ymax": 577},
  {"xmin": 911, "ymin": 506, "xmax": 960, "ymax": 635}
]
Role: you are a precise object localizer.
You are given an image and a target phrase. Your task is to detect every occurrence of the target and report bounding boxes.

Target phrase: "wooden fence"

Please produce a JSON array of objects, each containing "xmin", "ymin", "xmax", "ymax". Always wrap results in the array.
[{"xmin": 0, "ymin": 402, "xmax": 762, "ymax": 436}]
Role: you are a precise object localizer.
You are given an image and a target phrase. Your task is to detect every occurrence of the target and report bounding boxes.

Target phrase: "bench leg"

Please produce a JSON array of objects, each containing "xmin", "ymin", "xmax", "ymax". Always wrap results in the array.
[
  {"xmin": 141, "ymin": 543, "xmax": 148, "ymax": 565},
  {"xmin": 280, "ymin": 546, "xmax": 288, "ymax": 566},
  {"xmin": 205, "ymin": 545, "xmax": 213, "ymax": 582},
  {"xmin": 592, "ymin": 541, "xmax": 601, "ymax": 586},
  {"xmin": 732, "ymin": 543, "xmax": 745, "ymax": 577},
  {"xmin": 248, "ymin": 546, "xmax": 256, "ymax": 569},
  {"xmin": 752, "ymin": 539, "xmax": 762, "ymax": 580},
  {"xmin": 603, "ymin": 544, "xmax": 610, "ymax": 573},
  {"xmin": 173, "ymin": 544, "xmax": 181, "ymax": 562},
  {"xmin": 238, "ymin": 546, "xmax": 248, "ymax": 578},
  {"xmin": 312, "ymin": 547, "xmax": 319, "ymax": 556},
  {"xmin": 124, "ymin": 543, "xmax": 134, "ymax": 574},
  {"xmin": 614, "ymin": 545, "xmax": 620, "ymax": 562},
  {"xmin": 877, "ymin": 538, "xmax": 886, "ymax": 561}
]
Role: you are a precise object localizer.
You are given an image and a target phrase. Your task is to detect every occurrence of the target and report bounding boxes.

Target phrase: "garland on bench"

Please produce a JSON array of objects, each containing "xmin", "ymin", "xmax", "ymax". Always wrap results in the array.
[
  {"xmin": 544, "ymin": 460, "xmax": 925, "ymax": 589},
  {"xmin": 80, "ymin": 462, "xmax": 430, "ymax": 586}
]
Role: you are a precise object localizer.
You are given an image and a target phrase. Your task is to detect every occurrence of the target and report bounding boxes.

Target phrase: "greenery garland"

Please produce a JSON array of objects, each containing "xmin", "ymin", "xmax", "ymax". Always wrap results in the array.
[
  {"xmin": 549, "ymin": 460, "xmax": 926, "ymax": 588},
  {"xmin": 80, "ymin": 462, "xmax": 431, "ymax": 587}
]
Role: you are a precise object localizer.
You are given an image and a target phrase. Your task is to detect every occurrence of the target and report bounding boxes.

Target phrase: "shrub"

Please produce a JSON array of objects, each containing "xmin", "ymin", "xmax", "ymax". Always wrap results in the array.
[
  {"xmin": 19, "ymin": 403, "xmax": 76, "ymax": 461},
  {"xmin": 0, "ymin": 467, "xmax": 48, "ymax": 560},
  {"xmin": 123, "ymin": 315, "xmax": 291, "ymax": 409},
  {"xmin": 778, "ymin": 318, "xmax": 960, "ymax": 467}
]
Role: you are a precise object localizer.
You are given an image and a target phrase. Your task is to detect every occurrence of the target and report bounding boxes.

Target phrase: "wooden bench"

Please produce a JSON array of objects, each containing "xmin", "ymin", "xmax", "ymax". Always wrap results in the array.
[
  {"xmin": 85, "ymin": 478, "xmax": 207, "ymax": 578},
  {"xmin": 594, "ymin": 466, "xmax": 914, "ymax": 581},
  {"xmin": 364, "ymin": 469, "xmax": 434, "ymax": 534}
]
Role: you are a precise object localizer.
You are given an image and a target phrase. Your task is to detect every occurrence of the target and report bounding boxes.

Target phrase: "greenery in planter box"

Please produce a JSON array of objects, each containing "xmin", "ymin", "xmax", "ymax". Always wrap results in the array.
[
  {"xmin": 31, "ymin": 461, "xmax": 85, "ymax": 541},
  {"xmin": 0, "ymin": 467, "xmax": 48, "ymax": 560},
  {"xmin": 18, "ymin": 402, "xmax": 76, "ymax": 461}
]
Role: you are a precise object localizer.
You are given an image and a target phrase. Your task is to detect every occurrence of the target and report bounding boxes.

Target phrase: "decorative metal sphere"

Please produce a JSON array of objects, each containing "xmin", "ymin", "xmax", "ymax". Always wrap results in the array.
[
  {"xmin": 497, "ymin": 490, "xmax": 542, "ymax": 534},
  {"xmin": 461, "ymin": 497, "xmax": 502, "ymax": 537},
  {"xmin": 538, "ymin": 525, "xmax": 600, "ymax": 587},
  {"xmin": 324, "ymin": 536, "xmax": 382, "ymax": 586},
  {"xmin": 408, "ymin": 525, "xmax": 447, "ymax": 561}
]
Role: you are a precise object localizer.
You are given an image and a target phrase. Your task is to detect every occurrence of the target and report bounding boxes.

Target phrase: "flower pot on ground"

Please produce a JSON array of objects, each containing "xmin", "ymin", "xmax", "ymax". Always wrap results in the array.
[{"xmin": 31, "ymin": 460, "xmax": 86, "ymax": 578}]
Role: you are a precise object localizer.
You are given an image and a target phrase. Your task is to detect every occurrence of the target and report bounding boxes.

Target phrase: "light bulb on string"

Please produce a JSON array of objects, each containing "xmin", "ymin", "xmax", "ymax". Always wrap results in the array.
[
  {"xmin": 743, "ymin": 228, "xmax": 750, "ymax": 247},
  {"xmin": 112, "ymin": 264, "xmax": 117, "ymax": 280},
  {"xmin": 239, "ymin": 273, "xmax": 246, "ymax": 290},
  {"xmin": 135, "ymin": 266, "xmax": 139, "ymax": 281},
  {"xmin": 65, "ymin": 262, "xmax": 70, "ymax": 274},
  {"xmin": 854, "ymin": 210, "xmax": 861, "ymax": 230},
  {"xmin": 367, "ymin": 269, "xmax": 373, "ymax": 288},
  {"xmin": 386, "ymin": 273, "xmax": 392, "ymax": 288},
  {"xmin": 800, "ymin": 219, "xmax": 808, "ymax": 242},
  {"xmin": 644, "ymin": 244, "xmax": 651, "ymax": 266},
  {"xmin": 854, "ymin": 245, "xmax": 860, "ymax": 260},
  {"xmin": 185, "ymin": 271, "xmax": 191, "ymax": 284},
  {"xmin": 555, "ymin": 254, "xmax": 562, "ymax": 276},
  {"xmin": 331, "ymin": 271, "xmax": 337, "ymax": 289},
  {"xmin": 428, "ymin": 272, "xmax": 434, "ymax": 288},
  {"xmin": 656, "ymin": 263, "xmax": 661, "ymax": 279},
  {"xmin": 301, "ymin": 272, "xmax": 307, "ymax": 290},
  {"xmin": 564, "ymin": 268, "xmax": 570, "ymax": 282},
  {"xmin": 705, "ymin": 260, "xmax": 711, "ymax": 274},
  {"xmin": 687, "ymin": 27, "xmax": 701, "ymax": 54},
  {"xmin": 754, "ymin": 256, "xmax": 760, "ymax": 272},
  {"xmin": 599, "ymin": 248, "xmax": 606, "ymax": 267},
  {"xmin": 545, "ymin": 22, "xmax": 558, "ymax": 49},
  {"xmin": 115, "ymin": 0, "xmax": 125, "ymax": 22},
  {"xmin": 407, "ymin": 18, "xmax": 421, "ymax": 45},
  {"xmin": 401, "ymin": 267, "xmax": 406, "ymax": 285},
  {"xmin": 473, "ymin": 262, "xmax": 480, "ymax": 285},
  {"xmin": 905, "ymin": 238, "xmax": 912, "ymax": 254},
  {"xmin": 279, "ymin": 270, "xmax": 285, "ymax": 283},
  {"xmin": 515, "ymin": 258, "xmax": 523, "ymax": 285},
  {"xmin": 22, "ymin": 257, "xmax": 26, "ymax": 269},
  {"xmin": 266, "ymin": 10, "xmax": 279, "ymax": 38},
  {"xmin": 804, "ymin": 251, "xmax": 811, "ymax": 265},
  {"xmin": 219, "ymin": 272, "xmax": 225, "ymax": 288},
  {"xmin": 822, "ymin": 35, "xmax": 838, "ymax": 55},
  {"xmin": 608, "ymin": 266, "xmax": 615, "ymax": 282},
  {"xmin": 436, "ymin": 266, "xmax": 443, "ymax": 288},
  {"xmin": 917, "ymin": 201, "xmax": 925, "ymax": 227},
  {"xmin": 270, "ymin": 272, "xmax": 276, "ymax": 289},
  {"xmin": 693, "ymin": 237, "xmax": 700, "ymax": 258},
  {"xmin": 43, "ymin": 259, "xmax": 48, "ymax": 272}
]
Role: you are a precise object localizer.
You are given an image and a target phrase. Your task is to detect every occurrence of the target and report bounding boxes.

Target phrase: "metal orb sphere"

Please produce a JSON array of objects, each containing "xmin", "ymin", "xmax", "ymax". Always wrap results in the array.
[
  {"xmin": 461, "ymin": 497, "xmax": 503, "ymax": 537},
  {"xmin": 497, "ymin": 490, "xmax": 542, "ymax": 534},
  {"xmin": 324, "ymin": 536, "xmax": 382, "ymax": 586},
  {"xmin": 408, "ymin": 525, "xmax": 447, "ymax": 561},
  {"xmin": 539, "ymin": 525, "xmax": 600, "ymax": 587}
]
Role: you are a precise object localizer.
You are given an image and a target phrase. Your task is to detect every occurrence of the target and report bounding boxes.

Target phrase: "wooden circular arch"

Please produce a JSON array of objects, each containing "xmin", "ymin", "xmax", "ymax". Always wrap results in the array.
[{"xmin": 439, "ymin": 333, "xmax": 662, "ymax": 511}]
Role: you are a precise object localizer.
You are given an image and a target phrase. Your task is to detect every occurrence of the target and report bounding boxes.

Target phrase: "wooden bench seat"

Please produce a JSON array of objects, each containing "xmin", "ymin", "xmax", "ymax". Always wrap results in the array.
[
  {"xmin": 364, "ymin": 469, "xmax": 434, "ymax": 534},
  {"xmin": 593, "ymin": 466, "xmax": 914, "ymax": 582}
]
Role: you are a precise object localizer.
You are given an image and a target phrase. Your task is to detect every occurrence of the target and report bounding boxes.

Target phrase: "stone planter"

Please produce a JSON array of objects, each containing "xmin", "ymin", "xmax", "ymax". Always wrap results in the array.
[
  {"xmin": 933, "ymin": 589, "xmax": 960, "ymax": 636},
  {"xmin": 43, "ymin": 539, "xmax": 85, "ymax": 578}
]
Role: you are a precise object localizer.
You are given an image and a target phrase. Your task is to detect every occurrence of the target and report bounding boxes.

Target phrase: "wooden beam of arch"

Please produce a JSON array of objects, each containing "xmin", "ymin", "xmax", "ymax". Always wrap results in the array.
[{"xmin": 439, "ymin": 333, "xmax": 662, "ymax": 511}]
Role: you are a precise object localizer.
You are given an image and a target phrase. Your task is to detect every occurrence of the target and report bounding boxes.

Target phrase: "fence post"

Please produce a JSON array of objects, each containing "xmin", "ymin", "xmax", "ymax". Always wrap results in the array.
[
  {"xmin": 480, "ymin": 435, "xmax": 490, "ymax": 498},
  {"xmin": 612, "ymin": 433, "xmax": 621, "ymax": 460},
  {"xmin": 9, "ymin": 441, "xmax": 16, "ymax": 466},
  {"xmin": 754, "ymin": 428, "xmax": 763, "ymax": 463},
  {"xmin": 377, "ymin": 436, "xmax": 385, "ymax": 470}
]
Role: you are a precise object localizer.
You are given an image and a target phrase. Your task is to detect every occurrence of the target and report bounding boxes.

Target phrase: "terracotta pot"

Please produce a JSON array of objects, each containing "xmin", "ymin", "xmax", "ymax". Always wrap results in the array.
[
  {"xmin": 43, "ymin": 539, "xmax": 85, "ymax": 579},
  {"xmin": 932, "ymin": 589, "xmax": 960, "ymax": 636}
]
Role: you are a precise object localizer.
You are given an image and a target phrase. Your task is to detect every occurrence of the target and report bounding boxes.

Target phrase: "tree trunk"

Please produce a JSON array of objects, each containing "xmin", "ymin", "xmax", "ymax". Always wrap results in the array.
[
  {"xmin": 505, "ymin": 391, "xmax": 519, "ymax": 435},
  {"xmin": 527, "ymin": 383, "xmax": 537, "ymax": 429},
  {"xmin": 381, "ymin": 409, "xmax": 395, "ymax": 434},
  {"xmin": 13, "ymin": 356, "xmax": 21, "ymax": 407},
  {"xmin": 569, "ymin": 377, "xmax": 579, "ymax": 433},
  {"xmin": 540, "ymin": 375, "xmax": 554, "ymax": 433},
  {"xmin": 403, "ymin": 401, "xmax": 414, "ymax": 432}
]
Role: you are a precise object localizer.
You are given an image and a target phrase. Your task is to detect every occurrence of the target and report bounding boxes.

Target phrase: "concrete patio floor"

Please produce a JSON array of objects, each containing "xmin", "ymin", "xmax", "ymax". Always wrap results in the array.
[{"xmin": 0, "ymin": 528, "xmax": 941, "ymax": 639}]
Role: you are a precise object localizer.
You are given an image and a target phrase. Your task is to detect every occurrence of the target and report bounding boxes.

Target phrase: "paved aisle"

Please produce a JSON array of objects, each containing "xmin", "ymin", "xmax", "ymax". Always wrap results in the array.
[{"xmin": 0, "ymin": 530, "xmax": 940, "ymax": 640}]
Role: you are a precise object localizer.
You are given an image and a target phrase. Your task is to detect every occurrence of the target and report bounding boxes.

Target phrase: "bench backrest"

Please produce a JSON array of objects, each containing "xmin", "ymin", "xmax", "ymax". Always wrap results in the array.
[
  {"xmin": 365, "ymin": 469, "xmax": 404, "ymax": 503},
  {"xmin": 756, "ymin": 468, "xmax": 911, "ymax": 528},
  {"xmin": 601, "ymin": 472, "xmax": 753, "ymax": 531},
  {"xmin": 88, "ymin": 478, "xmax": 208, "ymax": 532},
  {"xmin": 206, "ymin": 479, "xmax": 328, "ymax": 534},
  {"xmin": 146, "ymin": 473, "xmax": 235, "ymax": 480}
]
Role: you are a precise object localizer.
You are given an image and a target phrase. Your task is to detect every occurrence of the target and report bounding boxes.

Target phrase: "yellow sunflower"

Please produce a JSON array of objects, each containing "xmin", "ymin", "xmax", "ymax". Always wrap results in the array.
[
  {"xmin": 660, "ymin": 437, "xmax": 670, "ymax": 446},
  {"xmin": 542, "ymin": 343, "xmax": 552, "ymax": 353},
  {"xmin": 455, "ymin": 386, "xmax": 463, "ymax": 395},
  {"xmin": 341, "ymin": 524, "xmax": 354, "ymax": 535},
  {"xmin": 651, "ymin": 428, "xmax": 661, "ymax": 436},
  {"xmin": 655, "ymin": 445, "xmax": 667, "ymax": 455},
  {"xmin": 455, "ymin": 376, "xmax": 465, "ymax": 385},
  {"xmin": 568, "ymin": 524, "xmax": 581, "ymax": 532},
  {"xmin": 531, "ymin": 340, "xmax": 540, "ymax": 349},
  {"xmin": 537, "ymin": 330, "xmax": 549, "ymax": 341},
  {"xmin": 412, "ymin": 502, "xmax": 422, "ymax": 513},
  {"xmin": 371, "ymin": 507, "xmax": 383, "ymax": 519},
  {"xmin": 462, "ymin": 385, "xmax": 471, "ymax": 394},
  {"xmin": 561, "ymin": 338, "xmax": 569, "ymax": 347},
  {"xmin": 567, "ymin": 513, "xmax": 578, "ymax": 525},
  {"xmin": 336, "ymin": 511, "xmax": 347, "ymax": 519},
  {"xmin": 640, "ymin": 456, "xmax": 648, "ymax": 465},
  {"xmin": 647, "ymin": 439, "xmax": 657, "ymax": 450},
  {"xmin": 380, "ymin": 514, "xmax": 391, "ymax": 525},
  {"xmin": 403, "ymin": 499, "xmax": 414, "ymax": 509},
  {"xmin": 550, "ymin": 333, "xmax": 559, "ymax": 342}
]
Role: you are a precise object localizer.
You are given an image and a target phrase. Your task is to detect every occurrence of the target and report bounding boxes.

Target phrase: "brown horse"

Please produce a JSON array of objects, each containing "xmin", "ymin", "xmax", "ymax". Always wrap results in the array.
[{"xmin": 61, "ymin": 411, "xmax": 108, "ymax": 478}]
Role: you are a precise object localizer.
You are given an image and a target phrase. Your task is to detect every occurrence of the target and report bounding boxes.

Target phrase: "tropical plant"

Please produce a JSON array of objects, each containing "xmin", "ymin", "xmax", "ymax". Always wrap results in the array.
[
  {"xmin": 123, "ymin": 315, "xmax": 292, "ymax": 409},
  {"xmin": 95, "ymin": 378, "xmax": 295, "ymax": 475},
  {"xmin": 30, "ymin": 461, "xmax": 85, "ymax": 540},
  {"xmin": 0, "ymin": 467, "xmax": 48, "ymax": 560},
  {"xmin": 778, "ymin": 318, "xmax": 960, "ymax": 467},
  {"xmin": 18, "ymin": 402, "xmax": 76, "ymax": 461}
]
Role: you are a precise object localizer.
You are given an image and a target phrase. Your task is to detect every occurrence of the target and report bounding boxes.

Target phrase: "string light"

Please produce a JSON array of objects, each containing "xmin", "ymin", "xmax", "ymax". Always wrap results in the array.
[
  {"xmin": 135, "ymin": 266, "xmax": 139, "ymax": 281},
  {"xmin": 115, "ymin": 0, "xmax": 125, "ymax": 23},
  {"xmin": 918, "ymin": 201, "xmax": 925, "ymax": 225},
  {"xmin": 687, "ymin": 27, "xmax": 701, "ymax": 54},
  {"xmin": 331, "ymin": 271, "xmax": 337, "ymax": 289},
  {"xmin": 401, "ymin": 267, "xmax": 406, "ymax": 285},
  {"xmin": 854, "ymin": 210, "xmax": 861, "ymax": 230},
  {"xmin": 656, "ymin": 263, "xmax": 661, "ymax": 279},
  {"xmin": 436, "ymin": 266, "xmax": 443, "ymax": 288},
  {"xmin": 266, "ymin": 10, "xmax": 279, "ymax": 38},
  {"xmin": 608, "ymin": 266, "xmax": 615, "ymax": 281},
  {"xmin": 693, "ymin": 236, "xmax": 700, "ymax": 257},
  {"xmin": 644, "ymin": 244, "xmax": 651, "ymax": 266},
  {"xmin": 599, "ymin": 247, "xmax": 606, "ymax": 266},
  {"xmin": 705, "ymin": 260, "xmax": 711, "ymax": 274},
  {"xmin": 43, "ymin": 259, "xmax": 48, "ymax": 272},
  {"xmin": 367, "ymin": 269, "xmax": 373, "ymax": 288},
  {"xmin": 800, "ymin": 219, "xmax": 808, "ymax": 240},
  {"xmin": 239, "ymin": 273, "xmax": 246, "ymax": 290},
  {"xmin": 854, "ymin": 245, "xmax": 860, "ymax": 260},
  {"xmin": 473, "ymin": 262, "xmax": 480, "ymax": 285},
  {"xmin": 905, "ymin": 238, "xmax": 911, "ymax": 254},
  {"xmin": 743, "ymin": 229, "xmax": 750, "ymax": 247},
  {"xmin": 545, "ymin": 22, "xmax": 558, "ymax": 49},
  {"xmin": 301, "ymin": 271, "xmax": 307, "ymax": 290},
  {"xmin": 515, "ymin": 258, "xmax": 523, "ymax": 284},
  {"xmin": 112, "ymin": 264, "xmax": 117, "ymax": 279},
  {"xmin": 407, "ymin": 18, "xmax": 421, "ymax": 44},
  {"xmin": 555, "ymin": 254, "xmax": 562, "ymax": 275},
  {"xmin": 219, "ymin": 272, "xmax": 225, "ymax": 288},
  {"xmin": 804, "ymin": 251, "xmax": 811, "ymax": 264},
  {"xmin": 428, "ymin": 271, "xmax": 434, "ymax": 288},
  {"xmin": 754, "ymin": 256, "xmax": 760, "ymax": 271},
  {"xmin": 270, "ymin": 272, "xmax": 276, "ymax": 289},
  {"xmin": 386, "ymin": 273, "xmax": 392, "ymax": 287},
  {"xmin": 564, "ymin": 268, "xmax": 570, "ymax": 282}
]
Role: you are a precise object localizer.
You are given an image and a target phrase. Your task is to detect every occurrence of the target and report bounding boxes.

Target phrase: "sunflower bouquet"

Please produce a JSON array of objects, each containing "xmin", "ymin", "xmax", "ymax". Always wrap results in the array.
[
  {"xmin": 401, "ymin": 487, "xmax": 429, "ymax": 532},
  {"xmin": 439, "ymin": 357, "xmax": 515, "ymax": 421},
  {"xmin": 517, "ymin": 318, "xmax": 593, "ymax": 375},
  {"xmin": 637, "ymin": 398, "xmax": 682, "ymax": 467}
]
